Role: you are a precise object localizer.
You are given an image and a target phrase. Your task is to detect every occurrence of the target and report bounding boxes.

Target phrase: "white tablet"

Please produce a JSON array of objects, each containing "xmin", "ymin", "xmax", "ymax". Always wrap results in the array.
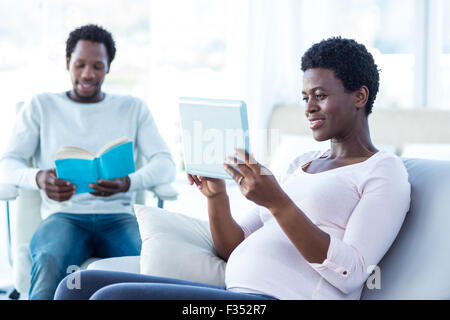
[{"xmin": 179, "ymin": 97, "xmax": 250, "ymax": 179}]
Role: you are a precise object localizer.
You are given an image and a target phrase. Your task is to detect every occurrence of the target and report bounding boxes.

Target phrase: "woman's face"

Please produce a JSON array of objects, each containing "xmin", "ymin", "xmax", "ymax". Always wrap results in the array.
[{"xmin": 302, "ymin": 68, "xmax": 361, "ymax": 142}]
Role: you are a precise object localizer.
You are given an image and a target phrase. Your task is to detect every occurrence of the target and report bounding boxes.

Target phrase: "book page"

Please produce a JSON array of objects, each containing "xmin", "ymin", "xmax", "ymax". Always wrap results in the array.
[
  {"xmin": 96, "ymin": 137, "xmax": 130, "ymax": 157},
  {"xmin": 55, "ymin": 146, "xmax": 95, "ymax": 160}
]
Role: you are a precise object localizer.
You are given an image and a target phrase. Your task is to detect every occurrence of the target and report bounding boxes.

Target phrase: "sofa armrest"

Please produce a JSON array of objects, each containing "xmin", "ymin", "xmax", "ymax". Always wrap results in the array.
[
  {"xmin": 149, "ymin": 183, "xmax": 179, "ymax": 201},
  {"xmin": 0, "ymin": 184, "xmax": 19, "ymax": 201}
]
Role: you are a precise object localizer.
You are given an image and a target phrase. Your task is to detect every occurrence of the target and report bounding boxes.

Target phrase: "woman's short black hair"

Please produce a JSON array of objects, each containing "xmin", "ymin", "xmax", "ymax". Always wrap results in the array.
[
  {"xmin": 66, "ymin": 24, "xmax": 116, "ymax": 65},
  {"xmin": 301, "ymin": 37, "xmax": 380, "ymax": 116}
]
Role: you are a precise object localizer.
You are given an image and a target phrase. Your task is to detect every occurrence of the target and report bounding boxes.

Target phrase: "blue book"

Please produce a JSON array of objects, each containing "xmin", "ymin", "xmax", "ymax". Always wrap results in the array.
[{"xmin": 54, "ymin": 137, "xmax": 136, "ymax": 194}]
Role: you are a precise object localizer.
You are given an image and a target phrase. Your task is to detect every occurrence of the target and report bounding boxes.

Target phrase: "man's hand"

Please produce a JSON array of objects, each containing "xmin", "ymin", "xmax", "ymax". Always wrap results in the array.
[
  {"xmin": 36, "ymin": 169, "xmax": 76, "ymax": 202},
  {"xmin": 89, "ymin": 176, "xmax": 131, "ymax": 197}
]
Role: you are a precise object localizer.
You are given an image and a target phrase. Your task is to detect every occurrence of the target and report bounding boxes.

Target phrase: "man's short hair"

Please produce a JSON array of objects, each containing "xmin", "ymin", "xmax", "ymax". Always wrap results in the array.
[
  {"xmin": 66, "ymin": 24, "xmax": 116, "ymax": 65},
  {"xmin": 301, "ymin": 37, "xmax": 380, "ymax": 117}
]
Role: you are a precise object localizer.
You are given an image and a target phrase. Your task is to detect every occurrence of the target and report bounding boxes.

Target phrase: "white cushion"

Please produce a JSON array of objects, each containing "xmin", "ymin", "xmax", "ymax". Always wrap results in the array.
[
  {"xmin": 401, "ymin": 143, "xmax": 450, "ymax": 161},
  {"xmin": 376, "ymin": 144, "xmax": 399, "ymax": 155},
  {"xmin": 269, "ymin": 134, "xmax": 329, "ymax": 178},
  {"xmin": 87, "ymin": 256, "xmax": 140, "ymax": 274},
  {"xmin": 269, "ymin": 134, "xmax": 399, "ymax": 179},
  {"xmin": 134, "ymin": 205, "xmax": 226, "ymax": 286}
]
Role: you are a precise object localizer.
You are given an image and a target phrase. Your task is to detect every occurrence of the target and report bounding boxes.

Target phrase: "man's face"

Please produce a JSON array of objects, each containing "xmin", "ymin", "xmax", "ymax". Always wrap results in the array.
[{"xmin": 66, "ymin": 40, "xmax": 109, "ymax": 102}]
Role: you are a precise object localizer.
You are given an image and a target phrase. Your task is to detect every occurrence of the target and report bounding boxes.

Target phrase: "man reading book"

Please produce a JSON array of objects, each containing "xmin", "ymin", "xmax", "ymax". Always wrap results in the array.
[{"xmin": 0, "ymin": 24, "xmax": 176, "ymax": 300}]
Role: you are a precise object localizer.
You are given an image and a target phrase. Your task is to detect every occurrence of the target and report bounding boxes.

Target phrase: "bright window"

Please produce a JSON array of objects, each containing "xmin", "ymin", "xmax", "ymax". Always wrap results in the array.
[
  {"xmin": 300, "ymin": 0, "xmax": 416, "ymax": 109},
  {"xmin": 441, "ymin": 0, "xmax": 450, "ymax": 108},
  {"xmin": 0, "ymin": 0, "xmax": 448, "ymax": 157},
  {"xmin": 0, "ymin": 0, "xmax": 153, "ymax": 151}
]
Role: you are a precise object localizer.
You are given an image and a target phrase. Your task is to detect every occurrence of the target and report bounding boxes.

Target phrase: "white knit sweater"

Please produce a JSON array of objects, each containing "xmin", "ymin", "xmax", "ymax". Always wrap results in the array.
[{"xmin": 0, "ymin": 92, "xmax": 176, "ymax": 219}]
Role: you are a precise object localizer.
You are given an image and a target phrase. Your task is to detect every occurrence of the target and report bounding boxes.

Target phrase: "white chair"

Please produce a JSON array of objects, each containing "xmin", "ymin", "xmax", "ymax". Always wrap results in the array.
[{"xmin": 0, "ymin": 103, "xmax": 178, "ymax": 299}]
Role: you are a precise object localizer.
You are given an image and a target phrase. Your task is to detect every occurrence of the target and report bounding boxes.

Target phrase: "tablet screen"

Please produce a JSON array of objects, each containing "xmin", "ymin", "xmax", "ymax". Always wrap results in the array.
[{"xmin": 179, "ymin": 97, "xmax": 250, "ymax": 179}]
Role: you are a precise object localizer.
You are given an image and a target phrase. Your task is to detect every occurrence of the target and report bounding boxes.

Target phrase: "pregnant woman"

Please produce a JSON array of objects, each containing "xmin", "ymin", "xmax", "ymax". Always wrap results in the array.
[{"xmin": 54, "ymin": 37, "xmax": 410, "ymax": 300}]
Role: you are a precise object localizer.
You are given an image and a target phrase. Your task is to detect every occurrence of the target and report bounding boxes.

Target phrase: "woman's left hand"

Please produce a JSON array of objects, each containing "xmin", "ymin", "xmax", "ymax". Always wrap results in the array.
[{"xmin": 223, "ymin": 149, "xmax": 290, "ymax": 211}]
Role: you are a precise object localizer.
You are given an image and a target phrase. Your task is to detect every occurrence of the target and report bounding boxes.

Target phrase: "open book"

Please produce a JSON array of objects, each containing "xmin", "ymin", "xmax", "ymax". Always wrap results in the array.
[{"xmin": 55, "ymin": 137, "xmax": 136, "ymax": 194}]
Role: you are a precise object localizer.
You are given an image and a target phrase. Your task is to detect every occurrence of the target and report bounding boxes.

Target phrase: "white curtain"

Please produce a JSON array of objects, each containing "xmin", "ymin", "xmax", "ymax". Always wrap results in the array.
[{"xmin": 225, "ymin": 0, "xmax": 303, "ymax": 163}]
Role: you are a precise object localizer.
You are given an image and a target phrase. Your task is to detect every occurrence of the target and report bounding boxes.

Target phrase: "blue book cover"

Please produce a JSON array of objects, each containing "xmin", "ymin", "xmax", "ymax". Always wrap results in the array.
[{"xmin": 54, "ymin": 138, "xmax": 136, "ymax": 194}]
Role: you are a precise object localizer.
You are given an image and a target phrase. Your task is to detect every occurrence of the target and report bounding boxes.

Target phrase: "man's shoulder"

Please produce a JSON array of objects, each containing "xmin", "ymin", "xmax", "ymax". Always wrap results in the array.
[
  {"xmin": 107, "ymin": 93, "xmax": 145, "ymax": 105},
  {"xmin": 20, "ymin": 92, "xmax": 65, "ymax": 112},
  {"xmin": 106, "ymin": 93, "xmax": 149, "ymax": 111},
  {"xmin": 28, "ymin": 91, "xmax": 66, "ymax": 105},
  {"xmin": 33, "ymin": 91, "xmax": 65, "ymax": 100}
]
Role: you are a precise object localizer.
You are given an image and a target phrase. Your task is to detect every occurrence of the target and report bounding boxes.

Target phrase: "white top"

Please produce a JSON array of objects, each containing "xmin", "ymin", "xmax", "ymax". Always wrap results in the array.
[
  {"xmin": 0, "ymin": 92, "xmax": 176, "ymax": 219},
  {"xmin": 225, "ymin": 149, "xmax": 411, "ymax": 300}
]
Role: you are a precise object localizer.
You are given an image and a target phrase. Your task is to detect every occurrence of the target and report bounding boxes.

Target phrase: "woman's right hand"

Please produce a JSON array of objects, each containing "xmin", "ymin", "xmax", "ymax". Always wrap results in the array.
[{"xmin": 187, "ymin": 174, "xmax": 226, "ymax": 199}]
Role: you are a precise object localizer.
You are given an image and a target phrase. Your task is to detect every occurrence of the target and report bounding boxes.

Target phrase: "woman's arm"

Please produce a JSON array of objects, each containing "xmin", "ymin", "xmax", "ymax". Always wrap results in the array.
[
  {"xmin": 207, "ymin": 193, "xmax": 245, "ymax": 261},
  {"xmin": 225, "ymin": 150, "xmax": 411, "ymax": 294},
  {"xmin": 224, "ymin": 150, "xmax": 330, "ymax": 264},
  {"xmin": 188, "ymin": 175, "xmax": 250, "ymax": 261},
  {"xmin": 269, "ymin": 198, "xmax": 331, "ymax": 264}
]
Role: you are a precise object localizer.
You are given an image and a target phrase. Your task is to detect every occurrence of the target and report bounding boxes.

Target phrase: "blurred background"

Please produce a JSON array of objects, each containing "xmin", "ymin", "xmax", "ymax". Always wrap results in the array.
[
  {"xmin": 1, "ymin": 0, "xmax": 450, "ymax": 165},
  {"xmin": 1, "ymin": 0, "xmax": 450, "ymax": 295}
]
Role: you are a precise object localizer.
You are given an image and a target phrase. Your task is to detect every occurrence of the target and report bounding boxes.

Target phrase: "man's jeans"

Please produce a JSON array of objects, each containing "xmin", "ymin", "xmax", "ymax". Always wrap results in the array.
[{"xmin": 28, "ymin": 213, "xmax": 141, "ymax": 300}]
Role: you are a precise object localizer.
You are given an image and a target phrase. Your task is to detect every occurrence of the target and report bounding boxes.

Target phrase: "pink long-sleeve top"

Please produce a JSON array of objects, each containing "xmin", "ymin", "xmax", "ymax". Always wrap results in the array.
[{"xmin": 225, "ymin": 149, "xmax": 411, "ymax": 300}]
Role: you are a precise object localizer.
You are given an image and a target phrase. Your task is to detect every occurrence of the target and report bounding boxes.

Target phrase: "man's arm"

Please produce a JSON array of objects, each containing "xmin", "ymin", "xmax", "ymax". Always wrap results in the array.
[{"xmin": 0, "ymin": 99, "xmax": 41, "ymax": 189}]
